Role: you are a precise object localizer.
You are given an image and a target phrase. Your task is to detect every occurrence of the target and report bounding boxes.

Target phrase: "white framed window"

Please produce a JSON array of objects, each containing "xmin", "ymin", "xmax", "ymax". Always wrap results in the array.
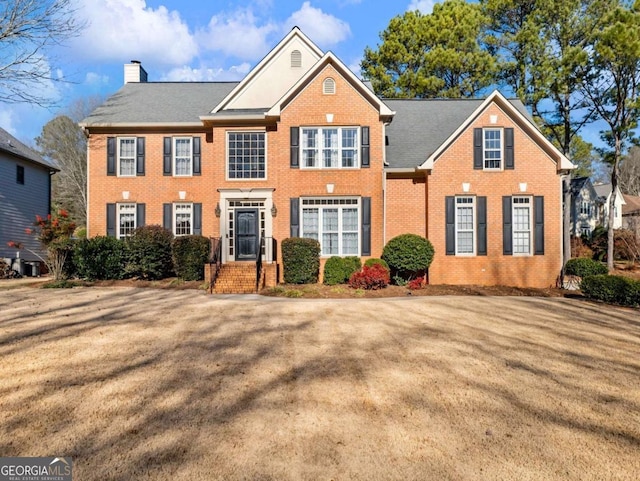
[
  {"xmin": 301, "ymin": 127, "xmax": 359, "ymax": 169},
  {"xmin": 483, "ymin": 128, "xmax": 502, "ymax": 170},
  {"xmin": 301, "ymin": 198, "xmax": 359, "ymax": 256},
  {"xmin": 174, "ymin": 203, "xmax": 193, "ymax": 236},
  {"xmin": 580, "ymin": 225, "xmax": 591, "ymax": 237},
  {"xmin": 580, "ymin": 201, "xmax": 591, "ymax": 216},
  {"xmin": 227, "ymin": 131, "xmax": 266, "ymax": 179},
  {"xmin": 455, "ymin": 196, "xmax": 475, "ymax": 255},
  {"xmin": 174, "ymin": 137, "xmax": 192, "ymax": 176},
  {"xmin": 118, "ymin": 203, "xmax": 136, "ymax": 239},
  {"xmin": 512, "ymin": 196, "xmax": 532, "ymax": 255},
  {"xmin": 118, "ymin": 137, "xmax": 136, "ymax": 176}
]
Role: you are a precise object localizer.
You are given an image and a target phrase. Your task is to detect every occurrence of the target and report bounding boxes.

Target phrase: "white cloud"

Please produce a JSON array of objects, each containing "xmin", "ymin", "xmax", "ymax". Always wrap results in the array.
[
  {"xmin": 85, "ymin": 72, "xmax": 109, "ymax": 86},
  {"xmin": 71, "ymin": 0, "xmax": 197, "ymax": 65},
  {"xmin": 407, "ymin": 0, "xmax": 439, "ymax": 14},
  {"xmin": 161, "ymin": 62, "xmax": 251, "ymax": 82},
  {"xmin": 0, "ymin": 107, "xmax": 17, "ymax": 136},
  {"xmin": 197, "ymin": 8, "xmax": 278, "ymax": 61},
  {"xmin": 284, "ymin": 2, "xmax": 351, "ymax": 48}
]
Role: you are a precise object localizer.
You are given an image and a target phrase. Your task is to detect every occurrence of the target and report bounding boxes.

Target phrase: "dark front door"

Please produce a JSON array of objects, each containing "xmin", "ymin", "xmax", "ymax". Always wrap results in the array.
[{"xmin": 235, "ymin": 208, "xmax": 259, "ymax": 261}]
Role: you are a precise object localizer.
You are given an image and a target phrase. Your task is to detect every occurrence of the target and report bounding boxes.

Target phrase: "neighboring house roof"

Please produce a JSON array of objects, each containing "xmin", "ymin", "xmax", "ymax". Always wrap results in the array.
[
  {"xmin": 570, "ymin": 176, "xmax": 590, "ymax": 196},
  {"xmin": 622, "ymin": 194, "xmax": 640, "ymax": 215},
  {"xmin": 593, "ymin": 183, "xmax": 626, "ymax": 204},
  {"xmin": 80, "ymin": 82, "xmax": 238, "ymax": 127},
  {"xmin": 0, "ymin": 127, "xmax": 58, "ymax": 171}
]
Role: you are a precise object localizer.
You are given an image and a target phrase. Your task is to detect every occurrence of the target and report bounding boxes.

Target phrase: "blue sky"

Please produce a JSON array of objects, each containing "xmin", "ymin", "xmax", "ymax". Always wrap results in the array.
[{"xmin": 2, "ymin": 0, "xmax": 439, "ymax": 146}]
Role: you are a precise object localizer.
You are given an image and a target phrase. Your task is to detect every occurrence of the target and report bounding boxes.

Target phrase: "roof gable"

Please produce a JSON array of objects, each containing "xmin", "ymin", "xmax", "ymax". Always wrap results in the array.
[
  {"xmin": 416, "ymin": 90, "xmax": 575, "ymax": 172},
  {"xmin": 0, "ymin": 127, "xmax": 58, "ymax": 171},
  {"xmin": 211, "ymin": 27, "xmax": 324, "ymax": 113},
  {"xmin": 266, "ymin": 51, "xmax": 394, "ymax": 120}
]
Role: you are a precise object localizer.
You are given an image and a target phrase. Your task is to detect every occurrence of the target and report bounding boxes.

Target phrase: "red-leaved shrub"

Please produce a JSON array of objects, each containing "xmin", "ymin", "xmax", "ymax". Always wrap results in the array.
[
  {"xmin": 348, "ymin": 264, "xmax": 390, "ymax": 290},
  {"xmin": 407, "ymin": 276, "xmax": 425, "ymax": 290}
]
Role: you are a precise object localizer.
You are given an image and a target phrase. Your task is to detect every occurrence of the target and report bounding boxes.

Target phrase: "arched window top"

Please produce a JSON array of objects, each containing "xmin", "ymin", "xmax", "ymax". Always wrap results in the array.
[
  {"xmin": 323, "ymin": 77, "xmax": 336, "ymax": 95},
  {"xmin": 291, "ymin": 50, "xmax": 302, "ymax": 68}
]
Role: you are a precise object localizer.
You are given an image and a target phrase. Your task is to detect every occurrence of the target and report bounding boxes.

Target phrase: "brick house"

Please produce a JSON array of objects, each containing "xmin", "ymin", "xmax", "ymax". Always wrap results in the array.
[{"xmin": 81, "ymin": 27, "xmax": 574, "ymax": 292}]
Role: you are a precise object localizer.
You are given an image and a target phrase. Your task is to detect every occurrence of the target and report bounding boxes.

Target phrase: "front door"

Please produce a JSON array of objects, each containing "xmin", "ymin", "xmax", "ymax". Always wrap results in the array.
[{"xmin": 235, "ymin": 208, "xmax": 259, "ymax": 261}]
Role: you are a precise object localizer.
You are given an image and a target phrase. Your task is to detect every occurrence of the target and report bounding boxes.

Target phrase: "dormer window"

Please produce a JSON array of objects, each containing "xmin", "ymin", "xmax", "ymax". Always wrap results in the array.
[
  {"xmin": 291, "ymin": 50, "xmax": 302, "ymax": 68},
  {"xmin": 323, "ymin": 78, "xmax": 336, "ymax": 95}
]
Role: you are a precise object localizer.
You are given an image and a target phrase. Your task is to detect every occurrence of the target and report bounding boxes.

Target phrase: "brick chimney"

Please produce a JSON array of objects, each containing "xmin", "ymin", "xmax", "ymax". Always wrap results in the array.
[{"xmin": 124, "ymin": 60, "xmax": 148, "ymax": 84}]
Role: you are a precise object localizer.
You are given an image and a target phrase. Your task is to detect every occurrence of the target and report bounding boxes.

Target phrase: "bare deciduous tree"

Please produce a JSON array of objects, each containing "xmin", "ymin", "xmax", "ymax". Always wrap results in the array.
[
  {"xmin": 619, "ymin": 146, "xmax": 640, "ymax": 196},
  {"xmin": 0, "ymin": 0, "xmax": 84, "ymax": 105},
  {"xmin": 35, "ymin": 96, "xmax": 103, "ymax": 226}
]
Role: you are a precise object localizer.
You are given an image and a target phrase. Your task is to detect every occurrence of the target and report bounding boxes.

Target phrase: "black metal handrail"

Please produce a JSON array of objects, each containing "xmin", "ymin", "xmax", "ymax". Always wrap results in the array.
[
  {"xmin": 256, "ymin": 235, "xmax": 265, "ymax": 292},
  {"xmin": 208, "ymin": 237, "xmax": 222, "ymax": 294}
]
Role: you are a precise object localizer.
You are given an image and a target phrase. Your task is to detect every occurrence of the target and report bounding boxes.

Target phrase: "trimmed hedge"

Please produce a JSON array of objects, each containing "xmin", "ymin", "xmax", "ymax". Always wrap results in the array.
[
  {"xmin": 565, "ymin": 257, "xmax": 608, "ymax": 278},
  {"xmin": 581, "ymin": 275, "xmax": 640, "ymax": 307},
  {"xmin": 125, "ymin": 225, "xmax": 174, "ymax": 280},
  {"xmin": 364, "ymin": 258, "xmax": 389, "ymax": 272},
  {"xmin": 172, "ymin": 235, "xmax": 210, "ymax": 281},
  {"xmin": 282, "ymin": 237, "xmax": 320, "ymax": 284},
  {"xmin": 74, "ymin": 236, "xmax": 125, "ymax": 280},
  {"xmin": 382, "ymin": 234, "xmax": 434, "ymax": 281},
  {"xmin": 323, "ymin": 256, "xmax": 362, "ymax": 285}
]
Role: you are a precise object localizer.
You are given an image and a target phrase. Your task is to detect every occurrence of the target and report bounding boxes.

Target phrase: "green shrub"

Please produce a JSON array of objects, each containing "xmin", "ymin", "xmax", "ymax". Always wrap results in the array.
[
  {"xmin": 382, "ymin": 234, "xmax": 435, "ymax": 282},
  {"xmin": 74, "ymin": 236, "xmax": 126, "ymax": 280},
  {"xmin": 581, "ymin": 275, "xmax": 640, "ymax": 307},
  {"xmin": 364, "ymin": 258, "xmax": 389, "ymax": 272},
  {"xmin": 323, "ymin": 256, "xmax": 362, "ymax": 285},
  {"xmin": 348, "ymin": 264, "xmax": 390, "ymax": 290},
  {"xmin": 565, "ymin": 257, "xmax": 608, "ymax": 278},
  {"xmin": 172, "ymin": 235, "xmax": 210, "ymax": 281},
  {"xmin": 282, "ymin": 237, "xmax": 320, "ymax": 284},
  {"xmin": 125, "ymin": 225, "xmax": 174, "ymax": 280}
]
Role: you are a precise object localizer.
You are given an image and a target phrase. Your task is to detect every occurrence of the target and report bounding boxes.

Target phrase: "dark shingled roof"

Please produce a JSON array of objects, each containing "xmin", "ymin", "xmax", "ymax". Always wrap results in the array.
[
  {"xmin": 384, "ymin": 98, "xmax": 531, "ymax": 169},
  {"xmin": 0, "ymin": 127, "xmax": 58, "ymax": 170},
  {"xmin": 82, "ymin": 82, "xmax": 239, "ymax": 125},
  {"xmin": 570, "ymin": 176, "xmax": 590, "ymax": 196}
]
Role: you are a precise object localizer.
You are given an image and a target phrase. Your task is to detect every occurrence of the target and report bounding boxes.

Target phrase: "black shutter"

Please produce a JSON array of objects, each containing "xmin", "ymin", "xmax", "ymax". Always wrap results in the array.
[
  {"xmin": 193, "ymin": 137, "xmax": 201, "ymax": 175},
  {"xmin": 193, "ymin": 203, "xmax": 202, "ymax": 235},
  {"xmin": 163, "ymin": 203, "xmax": 172, "ymax": 232},
  {"xmin": 505, "ymin": 128, "xmax": 514, "ymax": 170},
  {"xmin": 503, "ymin": 196, "xmax": 513, "ymax": 255},
  {"xmin": 106, "ymin": 203, "xmax": 116, "ymax": 237},
  {"xmin": 163, "ymin": 137, "xmax": 172, "ymax": 175},
  {"xmin": 290, "ymin": 198, "xmax": 300, "ymax": 237},
  {"xmin": 107, "ymin": 137, "xmax": 116, "ymax": 175},
  {"xmin": 446, "ymin": 196, "xmax": 455, "ymax": 255},
  {"xmin": 534, "ymin": 196, "xmax": 544, "ymax": 255},
  {"xmin": 290, "ymin": 127, "xmax": 299, "ymax": 168},
  {"xmin": 361, "ymin": 197, "xmax": 371, "ymax": 255},
  {"xmin": 361, "ymin": 126, "xmax": 370, "ymax": 168},
  {"xmin": 136, "ymin": 203, "xmax": 145, "ymax": 228},
  {"xmin": 473, "ymin": 128, "xmax": 483, "ymax": 170},
  {"xmin": 136, "ymin": 137, "xmax": 145, "ymax": 175},
  {"xmin": 477, "ymin": 196, "xmax": 487, "ymax": 256}
]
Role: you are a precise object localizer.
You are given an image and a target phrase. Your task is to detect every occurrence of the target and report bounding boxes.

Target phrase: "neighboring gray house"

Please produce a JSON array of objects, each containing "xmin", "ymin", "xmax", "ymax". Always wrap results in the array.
[
  {"xmin": 570, "ymin": 176, "xmax": 602, "ymax": 237},
  {"xmin": 593, "ymin": 182, "xmax": 626, "ymax": 229},
  {"xmin": 0, "ymin": 128, "xmax": 58, "ymax": 272}
]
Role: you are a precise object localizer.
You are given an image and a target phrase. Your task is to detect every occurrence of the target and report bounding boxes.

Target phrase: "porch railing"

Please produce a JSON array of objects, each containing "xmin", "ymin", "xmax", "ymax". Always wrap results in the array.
[{"xmin": 208, "ymin": 237, "xmax": 222, "ymax": 294}]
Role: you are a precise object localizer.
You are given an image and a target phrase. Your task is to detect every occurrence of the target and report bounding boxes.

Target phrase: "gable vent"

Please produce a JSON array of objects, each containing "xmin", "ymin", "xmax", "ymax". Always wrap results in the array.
[
  {"xmin": 291, "ymin": 50, "xmax": 302, "ymax": 68},
  {"xmin": 323, "ymin": 78, "xmax": 336, "ymax": 95}
]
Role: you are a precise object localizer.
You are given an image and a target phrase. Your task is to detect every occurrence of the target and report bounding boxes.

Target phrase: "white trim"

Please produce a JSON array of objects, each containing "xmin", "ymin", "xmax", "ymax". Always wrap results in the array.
[
  {"xmin": 482, "ymin": 127, "xmax": 503, "ymax": 171},
  {"xmin": 226, "ymin": 130, "xmax": 267, "ymax": 181},
  {"xmin": 299, "ymin": 126, "xmax": 359, "ymax": 169},
  {"xmin": 417, "ymin": 90, "xmax": 575, "ymax": 171},
  {"xmin": 512, "ymin": 196, "xmax": 532, "ymax": 256},
  {"xmin": 300, "ymin": 197, "xmax": 361, "ymax": 257},
  {"xmin": 117, "ymin": 203, "xmax": 136, "ymax": 239},
  {"xmin": 116, "ymin": 137, "xmax": 136, "ymax": 177},
  {"xmin": 173, "ymin": 202, "xmax": 193, "ymax": 236},
  {"xmin": 266, "ymin": 52, "xmax": 395, "ymax": 119},
  {"xmin": 455, "ymin": 196, "xmax": 476, "ymax": 256},
  {"xmin": 173, "ymin": 136, "xmax": 193, "ymax": 177},
  {"xmin": 210, "ymin": 27, "xmax": 324, "ymax": 114}
]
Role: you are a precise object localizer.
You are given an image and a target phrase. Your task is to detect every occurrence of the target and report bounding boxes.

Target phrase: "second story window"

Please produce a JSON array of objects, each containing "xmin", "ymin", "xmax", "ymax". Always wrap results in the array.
[
  {"xmin": 301, "ymin": 127, "xmax": 359, "ymax": 169},
  {"xmin": 483, "ymin": 128, "xmax": 502, "ymax": 170},
  {"xmin": 227, "ymin": 132, "xmax": 266, "ymax": 179},
  {"xmin": 118, "ymin": 137, "xmax": 136, "ymax": 176},
  {"xmin": 16, "ymin": 165, "xmax": 24, "ymax": 184},
  {"xmin": 174, "ymin": 137, "xmax": 192, "ymax": 176}
]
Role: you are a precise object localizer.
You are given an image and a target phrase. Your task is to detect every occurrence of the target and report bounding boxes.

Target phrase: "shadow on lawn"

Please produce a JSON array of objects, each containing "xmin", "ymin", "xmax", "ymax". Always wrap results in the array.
[{"xmin": 0, "ymin": 290, "xmax": 639, "ymax": 480}]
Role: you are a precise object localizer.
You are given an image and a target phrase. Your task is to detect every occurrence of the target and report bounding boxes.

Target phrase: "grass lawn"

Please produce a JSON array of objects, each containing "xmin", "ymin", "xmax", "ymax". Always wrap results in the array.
[{"xmin": 0, "ymin": 287, "xmax": 638, "ymax": 480}]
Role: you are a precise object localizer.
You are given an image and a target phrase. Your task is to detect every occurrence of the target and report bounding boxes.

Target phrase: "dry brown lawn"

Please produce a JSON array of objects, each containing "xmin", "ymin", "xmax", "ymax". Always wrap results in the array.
[{"xmin": 0, "ymin": 286, "xmax": 639, "ymax": 480}]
